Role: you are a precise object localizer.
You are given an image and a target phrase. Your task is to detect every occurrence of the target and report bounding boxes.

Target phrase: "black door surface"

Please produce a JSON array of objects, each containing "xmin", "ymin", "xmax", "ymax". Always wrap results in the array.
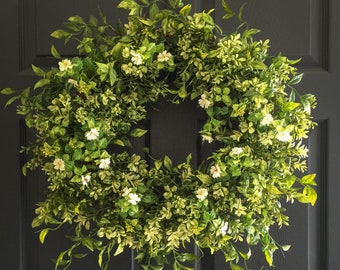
[{"xmin": 0, "ymin": 0, "xmax": 337, "ymax": 269}]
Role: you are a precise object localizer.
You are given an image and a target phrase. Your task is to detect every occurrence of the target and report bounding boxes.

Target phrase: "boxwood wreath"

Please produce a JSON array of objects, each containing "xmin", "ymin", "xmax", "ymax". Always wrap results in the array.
[{"xmin": 2, "ymin": 0, "xmax": 318, "ymax": 269}]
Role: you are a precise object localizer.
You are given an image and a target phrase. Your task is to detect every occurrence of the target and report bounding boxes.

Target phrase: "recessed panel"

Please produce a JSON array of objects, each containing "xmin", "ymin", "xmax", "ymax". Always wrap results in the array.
[{"xmin": 212, "ymin": 0, "xmax": 328, "ymax": 69}]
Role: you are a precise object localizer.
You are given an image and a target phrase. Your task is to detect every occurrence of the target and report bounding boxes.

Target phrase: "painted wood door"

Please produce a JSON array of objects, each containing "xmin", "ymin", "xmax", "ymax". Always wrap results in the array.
[{"xmin": 0, "ymin": 0, "xmax": 337, "ymax": 269}]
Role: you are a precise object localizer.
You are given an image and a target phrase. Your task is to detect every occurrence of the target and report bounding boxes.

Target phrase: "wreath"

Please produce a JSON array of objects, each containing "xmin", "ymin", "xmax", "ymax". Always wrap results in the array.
[{"xmin": 1, "ymin": 0, "xmax": 317, "ymax": 269}]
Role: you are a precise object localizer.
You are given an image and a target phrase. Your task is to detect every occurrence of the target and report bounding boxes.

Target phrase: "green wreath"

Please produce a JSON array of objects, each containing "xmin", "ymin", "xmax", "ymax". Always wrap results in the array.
[{"xmin": 1, "ymin": 0, "xmax": 317, "ymax": 269}]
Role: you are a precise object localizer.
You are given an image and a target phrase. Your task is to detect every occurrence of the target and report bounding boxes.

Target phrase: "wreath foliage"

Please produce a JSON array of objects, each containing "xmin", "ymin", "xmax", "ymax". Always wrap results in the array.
[{"xmin": 2, "ymin": 0, "xmax": 317, "ymax": 269}]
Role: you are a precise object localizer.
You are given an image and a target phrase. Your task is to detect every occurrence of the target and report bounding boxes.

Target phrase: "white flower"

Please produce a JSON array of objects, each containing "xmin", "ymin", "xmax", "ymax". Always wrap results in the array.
[
  {"xmin": 198, "ymin": 94, "xmax": 211, "ymax": 109},
  {"xmin": 85, "ymin": 128, "xmax": 99, "ymax": 140},
  {"xmin": 230, "ymin": 147, "xmax": 243, "ymax": 156},
  {"xmin": 81, "ymin": 175, "xmax": 91, "ymax": 186},
  {"xmin": 157, "ymin": 50, "xmax": 172, "ymax": 62},
  {"xmin": 99, "ymin": 158, "xmax": 110, "ymax": 169},
  {"xmin": 277, "ymin": 131, "xmax": 292, "ymax": 142},
  {"xmin": 67, "ymin": 78, "xmax": 78, "ymax": 87},
  {"xmin": 210, "ymin": 164, "xmax": 221, "ymax": 178},
  {"xmin": 131, "ymin": 51, "xmax": 143, "ymax": 65},
  {"xmin": 196, "ymin": 188, "xmax": 208, "ymax": 201},
  {"xmin": 53, "ymin": 158, "xmax": 65, "ymax": 171},
  {"xmin": 261, "ymin": 113, "xmax": 273, "ymax": 126},
  {"xmin": 220, "ymin": 221, "xmax": 229, "ymax": 236},
  {"xmin": 58, "ymin": 59, "xmax": 73, "ymax": 71},
  {"xmin": 128, "ymin": 193, "xmax": 141, "ymax": 205},
  {"xmin": 122, "ymin": 187, "xmax": 132, "ymax": 197},
  {"xmin": 202, "ymin": 134, "xmax": 213, "ymax": 143}
]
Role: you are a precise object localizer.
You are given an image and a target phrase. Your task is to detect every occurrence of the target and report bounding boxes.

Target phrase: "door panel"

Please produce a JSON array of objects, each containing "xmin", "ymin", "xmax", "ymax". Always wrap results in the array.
[{"xmin": 0, "ymin": 0, "xmax": 338, "ymax": 269}]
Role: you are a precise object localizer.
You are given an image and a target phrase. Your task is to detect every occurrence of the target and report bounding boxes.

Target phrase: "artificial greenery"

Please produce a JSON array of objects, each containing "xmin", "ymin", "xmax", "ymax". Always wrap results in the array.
[{"xmin": 1, "ymin": 0, "xmax": 317, "ymax": 269}]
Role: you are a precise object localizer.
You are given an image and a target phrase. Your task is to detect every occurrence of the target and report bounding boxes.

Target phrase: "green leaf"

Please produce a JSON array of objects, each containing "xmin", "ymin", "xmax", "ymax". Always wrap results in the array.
[
  {"xmin": 32, "ymin": 217, "xmax": 42, "ymax": 228},
  {"xmin": 282, "ymin": 245, "xmax": 291, "ymax": 251},
  {"xmin": 118, "ymin": 0, "xmax": 140, "ymax": 15},
  {"xmin": 31, "ymin": 64, "xmax": 46, "ymax": 77},
  {"xmin": 221, "ymin": 0, "xmax": 235, "ymax": 20},
  {"xmin": 98, "ymin": 248, "xmax": 105, "ymax": 267},
  {"xmin": 168, "ymin": 0, "xmax": 182, "ymax": 9},
  {"xmin": 98, "ymin": 138, "xmax": 108, "ymax": 149},
  {"xmin": 113, "ymin": 139, "xmax": 125, "ymax": 147},
  {"xmin": 72, "ymin": 149, "xmax": 83, "ymax": 161},
  {"xmin": 137, "ymin": 17, "xmax": 153, "ymax": 26},
  {"xmin": 298, "ymin": 186, "xmax": 317, "ymax": 206},
  {"xmin": 149, "ymin": 3, "xmax": 159, "ymax": 18},
  {"xmin": 286, "ymin": 175, "xmax": 296, "ymax": 188},
  {"xmin": 56, "ymin": 251, "xmax": 67, "ymax": 267},
  {"xmin": 114, "ymin": 244, "xmax": 124, "ymax": 256},
  {"xmin": 109, "ymin": 68, "xmax": 117, "ymax": 86},
  {"xmin": 142, "ymin": 193, "xmax": 158, "ymax": 203},
  {"xmin": 267, "ymin": 185, "xmax": 282, "ymax": 195},
  {"xmin": 178, "ymin": 86, "xmax": 187, "ymax": 98},
  {"xmin": 51, "ymin": 45, "xmax": 61, "ymax": 59},
  {"xmin": 4, "ymin": 95, "xmax": 20, "ymax": 107},
  {"xmin": 50, "ymin": 29, "xmax": 71, "ymax": 39},
  {"xmin": 250, "ymin": 61, "xmax": 267, "ymax": 70},
  {"xmin": 264, "ymin": 249, "xmax": 273, "ymax": 266},
  {"xmin": 239, "ymin": 249, "xmax": 251, "ymax": 260},
  {"xmin": 65, "ymin": 160, "xmax": 75, "ymax": 172},
  {"xmin": 163, "ymin": 155, "xmax": 173, "ymax": 170},
  {"xmin": 82, "ymin": 238, "xmax": 94, "ymax": 251},
  {"xmin": 34, "ymin": 78, "xmax": 50, "ymax": 90},
  {"xmin": 282, "ymin": 102, "xmax": 300, "ymax": 112},
  {"xmin": 1, "ymin": 88, "xmax": 15, "ymax": 95},
  {"xmin": 130, "ymin": 128, "xmax": 148, "ymax": 137},
  {"xmin": 85, "ymin": 141, "xmax": 96, "ymax": 151},
  {"xmin": 22, "ymin": 163, "xmax": 28, "ymax": 176},
  {"xmin": 176, "ymin": 252, "xmax": 198, "ymax": 262},
  {"xmin": 180, "ymin": 4, "xmax": 192, "ymax": 17},
  {"xmin": 74, "ymin": 165, "xmax": 87, "ymax": 175},
  {"xmin": 196, "ymin": 173, "xmax": 212, "ymax": 184},
  {"xmin": 68, "ymin": 15, "xmax": 85, "ymax": 24},
  {"xmin": 289, "ymin": 73, "xmax": 304, "ymax": 85},
  {"xmin": 230, "ymin": 262, "xmax": 244, "ymax": 270},
  {"xmin": 39, "ymin": 228, "xmax": 49, "ymax": 244},
  {"xmin": 300, "ymin": 173, "xmax": 317, "ymax": 186},
  {"xmin": 154, "ymin": 160, "xmax": 162, "ymax": 170},
  {"xmin": 242, "ymin": 28, "xmax": 260, "ymax": 39},
  {"xmin": 237, "ymin": 3, "xmax": 245, "ymax": 22},
  {"xmin": 20, "ymin": 87, "xmax": 30, "ymax": 104}
]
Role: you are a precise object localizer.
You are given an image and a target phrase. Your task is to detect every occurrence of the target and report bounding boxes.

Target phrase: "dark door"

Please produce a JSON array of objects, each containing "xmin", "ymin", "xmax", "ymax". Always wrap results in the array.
[{"xmin": 0, "ymin": 0, "xmax": 337, "ymax": 269}]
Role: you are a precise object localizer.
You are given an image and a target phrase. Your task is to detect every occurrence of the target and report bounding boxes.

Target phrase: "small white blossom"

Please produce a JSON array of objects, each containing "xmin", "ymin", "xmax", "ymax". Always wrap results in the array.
[
  {"xmin": 277, "ymin": 131, "xmax": 292, "ymax": 142},
  {"xmin": 53, "ymin": 158, "xmax": 65, "ymax": 171},
  {"xmin": 58, "ymin": 59, "xmax": 73, "ymax": 71},
  {"xmin": 220, "ymin": 221, "xmax": 229, "ymax": 236},
  {"xmin": 81, "ymin": 175, "xmax": 91, "ymax": 186},
  {"xmin": 131, "ymin": 51, "xmax": 143, "ymax": 65},
  {"xmin": 157, "ymin": 50, "xmax": 172, "ymax": 62},
  {"xmin": 210, "ymin": 164, "xmax": 221, "ymax": 178},
  {"xmin": 85, "ymin": 128, "xmax": 99, "ymax": 140},
  {"xmin": 99, "ymin": 158, "xmax": 111, "ymax": 169},
  {"xmin": 128, "ymin": 193, "xmax": 141, "ymax": 205},
  {"xmin": 202, "ymin": 134, "xmax": 213, "ymax": 143},
  {"xmin": 198, "ymin": 94, "xmax": 211, "ymax": 109},
  {"xmin": 261, "ymin": 113, "xmax": 273, "ymax": 126},
  {"xmin": 196, "ymin": 188, "xmax": 208, "ymax": 201},
  {"xmin": 230, "ymin": 147, "xmax": 243, "ymax": 156}
]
